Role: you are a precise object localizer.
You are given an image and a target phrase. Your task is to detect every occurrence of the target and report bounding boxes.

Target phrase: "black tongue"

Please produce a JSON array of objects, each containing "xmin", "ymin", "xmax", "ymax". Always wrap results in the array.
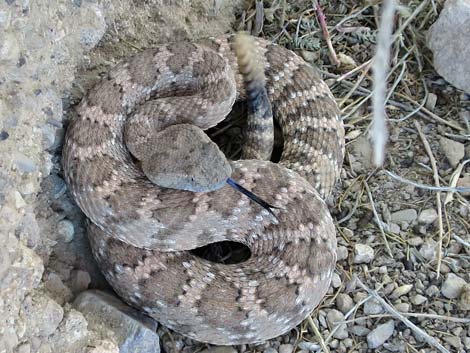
[{"xmin": 226, "ymin": 178, "xmax": 279, "ymax": 221}]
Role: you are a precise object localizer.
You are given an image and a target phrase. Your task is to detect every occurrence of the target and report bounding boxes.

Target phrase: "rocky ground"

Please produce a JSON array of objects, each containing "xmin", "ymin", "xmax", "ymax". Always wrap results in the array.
[{"xmin": 0, "ymin": 0, "xmax": 468, "ymax": 353}]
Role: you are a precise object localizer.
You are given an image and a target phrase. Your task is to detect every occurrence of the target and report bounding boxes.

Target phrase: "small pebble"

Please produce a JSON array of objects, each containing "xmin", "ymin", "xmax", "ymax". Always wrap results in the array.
[
  {"xmin": 463, "ymin": 336, "xmax": 470, "ymax": 350},
  {"xmin": 418, "ymin": 208, "xmax": 438, "ymax": 224},
  {"xmin": 278, "ymin": 344, "xmax": 293, "ymax": 353},
  {"xmin": 14, "ymin": 190, "xmax": 26, "ymax": 209},
  {"xmin": 394, "ymin": 303, "xmax": 410, "ymax": 312},
  {"xmin": 441, "ymin": 273, "xmax": 467, "ymax": 299},
  {"xmin": 426, "ymin": 285, "xmax": 440, "ymax": 297},
  {"xmin": 391, "ymin": 284, "xmax": 413, "ymax": 299},
  {"xmin": 367, "ymin": 320, "xmax": 395, "ymax": 349},
  {"xmin": 331, "ymin": 273, "xmax": 341, "ymax": 288},
  {"xmin": 297, "ymin": 341, "xmax": 320, "ymax": 351},
  {"xmin": 443, "ymin": 335, "xmax": 462, "ymax": 350},
  {"xmin": 57, "ymin": 219, "xmax": 75, "ymax": 243},
  {"xmin": 425, "ymin": 92, "xmax": 437, "ymax": 110},
  {"xmin": 326, "ymin": 309, "xmax": 348, "ymax": 339},
  {"xmin": 411, "ymin": 294, "xmax": 427, "ymax": 305},
  {"xmin": 458, "ymin": 284, "xmax": 470, "ymax": 310},
  {"xmin": 353, "ymin": 244, "xmax": 374, "ymax": 264},
  {"xmin": 336, "ymin": 246, "xmax": 348, "ymax": 261},
  {"xmin": 263, "ymin": 348, "xmax": 277, "ymax": 353},
  {"xmin": 350, "ymin": 325, "xmax": 370, "ymax": 336},
  {"xmin": 336, "ymin": 294, "xmax": 354, "ymax": 314},
  {"xmin": 419, "ymin": 239, "xmax": 438, "ymax": 261},
  {"xmin": 390, "ymin": 209, "xmax": 417, "ymax": 223},
  {"xmin": 71, "ymin": 270, "xmax": 91, "ymax": 293},
  {"xmin": 343, "ymin": 338, "xmax": 353, "ymax": 348},
  {"xmin": 353, "ymin": 291, "xmax": 368, "ymax": 303},
  {"xmin": 388, "ymin": 222, "xmax": 400, "ymax": 234},
  {"xmin": 439, "ymin": 137, "xmax": 464, "ymax": 167},
  {"xmin": 363, "ymin": 298, "xmax": 383, "ymax": 315},
  {"xmin": 407, "ymin": 236, "xmax": 424, "ymax": 246}
]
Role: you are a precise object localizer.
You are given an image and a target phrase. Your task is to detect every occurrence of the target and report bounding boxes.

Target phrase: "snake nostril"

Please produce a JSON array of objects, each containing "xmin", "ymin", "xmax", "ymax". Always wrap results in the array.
[{"xmin": 190, "ymin": 240, "xmax": 251, "ymax": 265}]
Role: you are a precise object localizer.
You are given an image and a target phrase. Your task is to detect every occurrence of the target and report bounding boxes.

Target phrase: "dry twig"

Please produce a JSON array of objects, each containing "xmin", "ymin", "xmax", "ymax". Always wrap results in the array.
[
  {"xmin": 414, "ymin": 121, "xmax": 444, "ymax": 278},
  {"xmin": 364, "ymin": 180, "xmax": 393, "ymax": 257},
  {"xmin": 307, "ymin": 316, "xmax": 330, "ymax": 353}
]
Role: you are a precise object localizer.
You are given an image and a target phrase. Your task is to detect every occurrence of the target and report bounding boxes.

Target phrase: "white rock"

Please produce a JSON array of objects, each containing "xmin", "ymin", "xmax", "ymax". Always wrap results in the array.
[
  {"xmin": 367, "ymin": 320, "xmax": 395, "ymax": 349},
  {"xmin": 353, "ymin": 244, "xmax": 374, "ymax": 264},
  {"xmin": 427, "ymin": 0, "xmax": 470, "ymax": 93},
  {"xmin": 441, "ymin": 273, "xmax": 467, "ymax": 299}
]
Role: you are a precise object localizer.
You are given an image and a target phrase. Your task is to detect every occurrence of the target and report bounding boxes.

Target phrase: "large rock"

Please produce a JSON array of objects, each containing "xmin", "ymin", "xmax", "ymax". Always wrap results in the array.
[
  {"xmin": 427, "ymin": 0, "xmax": 470, "ymax": 93},
  {"xmin": 74, "ymin": 290, "xmax": 160, "ymax": 353}
]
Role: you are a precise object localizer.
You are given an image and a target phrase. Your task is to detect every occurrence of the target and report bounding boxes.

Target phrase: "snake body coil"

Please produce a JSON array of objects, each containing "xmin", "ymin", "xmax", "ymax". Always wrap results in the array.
[{"xmin": 63, "ymin": 35, "xmax": 344, "ymax": 345}]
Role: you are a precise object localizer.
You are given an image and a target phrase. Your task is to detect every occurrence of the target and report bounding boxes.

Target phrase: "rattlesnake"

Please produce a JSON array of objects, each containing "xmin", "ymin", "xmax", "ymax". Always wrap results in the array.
[{"xmin": 62, "ymin": 34, "xmax": 345, "ymax": 345}]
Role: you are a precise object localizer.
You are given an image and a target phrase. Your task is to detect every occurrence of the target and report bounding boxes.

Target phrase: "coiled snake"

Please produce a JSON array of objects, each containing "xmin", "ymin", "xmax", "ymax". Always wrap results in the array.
[{"xmin": 63, "ymin": 34, "xmax": 344, "ymax": 345}]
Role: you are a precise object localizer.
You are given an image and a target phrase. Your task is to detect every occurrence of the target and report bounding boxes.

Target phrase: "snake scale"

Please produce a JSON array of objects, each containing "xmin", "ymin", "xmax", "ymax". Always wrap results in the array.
[{"xmin": 62, "ymin": 34, "xmax": 345, "ymax": 345}]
